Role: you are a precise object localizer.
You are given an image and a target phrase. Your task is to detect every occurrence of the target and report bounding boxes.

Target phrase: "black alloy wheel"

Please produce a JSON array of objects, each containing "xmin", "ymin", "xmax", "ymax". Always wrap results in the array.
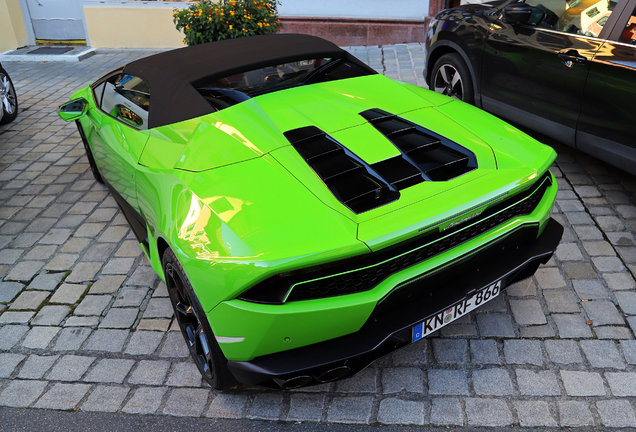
[
  {"xmin": 431, "ymin": 53, "xmax": 474, "ymax": 104},
  {"xmin": 75, "ymin": 120, "xmax": 104, "ymax": 184},
  {"xmin": 162, "ymin": 248, "xmax": 235, "ymax": 390},
  {"xmin": 0, "ymin": 66, "xmax": 18, "ymax": 125}
]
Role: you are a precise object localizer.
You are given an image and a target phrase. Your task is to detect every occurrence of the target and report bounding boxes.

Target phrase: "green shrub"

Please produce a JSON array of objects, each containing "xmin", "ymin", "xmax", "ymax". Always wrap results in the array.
[{"xmin": 173, "ymin": 0, "xmax": 281, "ymax": 45}]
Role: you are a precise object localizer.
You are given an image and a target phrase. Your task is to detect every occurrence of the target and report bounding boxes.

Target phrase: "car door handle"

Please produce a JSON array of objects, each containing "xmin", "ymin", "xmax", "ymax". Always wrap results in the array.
[{"xmin": 558, "ymin": 50, "xmax": 587, "ymax": 67}]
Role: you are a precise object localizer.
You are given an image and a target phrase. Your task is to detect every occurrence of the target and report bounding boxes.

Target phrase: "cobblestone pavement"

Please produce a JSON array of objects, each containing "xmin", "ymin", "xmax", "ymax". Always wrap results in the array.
[{"xmin": 1, "ymin": 43, "xmax": 636, "ymax": 428}]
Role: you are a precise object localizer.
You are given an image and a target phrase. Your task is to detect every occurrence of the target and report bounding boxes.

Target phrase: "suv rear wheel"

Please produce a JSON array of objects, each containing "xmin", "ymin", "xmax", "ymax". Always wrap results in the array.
[{"xmin": 431, "ymin": 53, "xmax": 474, "ymax": 104}]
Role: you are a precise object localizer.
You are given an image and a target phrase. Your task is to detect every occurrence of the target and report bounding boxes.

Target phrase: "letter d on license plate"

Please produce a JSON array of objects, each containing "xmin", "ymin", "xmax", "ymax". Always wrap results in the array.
[{"xmin": 412, "ymin": 281, "xmax": 501, "ymax": 342}]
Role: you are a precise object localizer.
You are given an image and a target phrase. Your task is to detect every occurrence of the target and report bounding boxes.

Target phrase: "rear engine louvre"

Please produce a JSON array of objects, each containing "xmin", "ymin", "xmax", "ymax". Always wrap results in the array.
[
  {"xmin": 360, "ymin": 108, "xmax": 477, "ymax": 181},
  {"xmin": 238, "ymin": 170, "xmax": 553, "ymax": 304}
]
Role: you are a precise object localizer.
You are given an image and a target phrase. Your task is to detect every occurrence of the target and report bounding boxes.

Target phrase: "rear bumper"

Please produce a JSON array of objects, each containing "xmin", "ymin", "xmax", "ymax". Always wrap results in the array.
[{"xmin": 227, "ymin": 217, "xmax": 563, "ymax": 389}]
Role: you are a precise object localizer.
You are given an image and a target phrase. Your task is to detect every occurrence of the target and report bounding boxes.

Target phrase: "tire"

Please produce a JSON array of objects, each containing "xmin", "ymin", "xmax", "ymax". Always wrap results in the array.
[
  {"xmin": 162, "ymin": 248, "xmax": 236, "ymax": 390},
  {"xmin": 75, "ymin": 120, "xmax": 104, "ymax": 184},
  {"xmin": 431, "ymin": 53, "xmax": 475, "ymax": 104},
  {"xmin": 0, "ymin": 66, "xmax": 18, "ymax": 125}
]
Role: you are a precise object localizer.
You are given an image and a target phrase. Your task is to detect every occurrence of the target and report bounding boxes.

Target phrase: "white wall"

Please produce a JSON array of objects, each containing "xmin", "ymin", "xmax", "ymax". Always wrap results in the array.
[{"xmin": 277, "ymin": 0, "xmax": 429, "ymax": 20}]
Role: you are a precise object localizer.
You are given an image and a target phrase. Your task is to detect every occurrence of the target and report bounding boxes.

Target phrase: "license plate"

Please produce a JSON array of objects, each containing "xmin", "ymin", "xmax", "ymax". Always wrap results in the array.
[{"xmin": 412, "ymin": 280, "xmax": 501, "ymax": 342}]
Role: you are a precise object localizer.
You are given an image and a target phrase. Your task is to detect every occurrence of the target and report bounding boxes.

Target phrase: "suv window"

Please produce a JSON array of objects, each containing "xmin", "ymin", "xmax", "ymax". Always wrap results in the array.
[
  {"xmin": 620, "ymin": 6, "xmax": 636, "ymax": 43},
  {"xmin": 525, "ymin": 0, "xmax": 617, "ymax": 37},
  {"xmin": 100, "ymin": 74, "xmax": 150, "ymax": 130}
]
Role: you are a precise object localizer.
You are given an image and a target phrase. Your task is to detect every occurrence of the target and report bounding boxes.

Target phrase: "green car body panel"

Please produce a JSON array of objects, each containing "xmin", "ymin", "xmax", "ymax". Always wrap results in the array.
[{"xmin": 60, "ymin": 41, "xmax": 561, "ymax": 387}]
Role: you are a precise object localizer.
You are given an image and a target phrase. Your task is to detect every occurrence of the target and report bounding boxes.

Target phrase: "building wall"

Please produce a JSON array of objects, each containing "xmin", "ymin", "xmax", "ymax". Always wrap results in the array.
[
  {"xmin": 0, "ymin": 0, "xmax": 29, "ymax": 52},
  {"xmin": 278, "ymin": 0, "xmax": 429, "ymax": 20}
]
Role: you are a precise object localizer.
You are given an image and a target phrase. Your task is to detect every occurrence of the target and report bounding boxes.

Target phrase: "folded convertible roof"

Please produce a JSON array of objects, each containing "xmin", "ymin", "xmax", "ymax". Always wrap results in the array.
[{"xmin": 122, "ymin": 34, "xmax": 368, "ymax": 128}]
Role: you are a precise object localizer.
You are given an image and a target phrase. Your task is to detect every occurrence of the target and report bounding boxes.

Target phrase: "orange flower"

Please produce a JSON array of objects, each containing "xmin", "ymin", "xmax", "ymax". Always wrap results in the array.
[
  {"xmin": 229, "ymin": 24, "xmax": 233, "ymax": 29},
  {"xmin": 257, "ymin": 22, "xmax": 263, "ymax": 27},
  {"xmin": 230, "ymin": 10, "xmax": 235, "ymax": 15}
]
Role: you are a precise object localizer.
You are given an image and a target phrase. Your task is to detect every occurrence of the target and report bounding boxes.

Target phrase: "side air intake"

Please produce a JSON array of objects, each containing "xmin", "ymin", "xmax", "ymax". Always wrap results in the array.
[
  {"xmin": 284, "ymin": 126, "xmax": 399, "ymax": 214},
  {"xmin": 360, "ymin": 109, "xmax": 477, "ymax": 181}
]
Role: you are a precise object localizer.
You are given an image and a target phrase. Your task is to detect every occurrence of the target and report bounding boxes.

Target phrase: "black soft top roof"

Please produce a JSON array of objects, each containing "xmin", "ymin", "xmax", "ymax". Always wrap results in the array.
[{"xmin": 122, "ymin": 34, "xmax": 365, "ymax": 129}]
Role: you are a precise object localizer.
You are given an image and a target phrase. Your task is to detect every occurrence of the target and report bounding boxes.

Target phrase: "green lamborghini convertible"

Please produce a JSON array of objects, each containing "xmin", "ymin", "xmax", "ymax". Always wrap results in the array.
[{"xmin": 58, "ymin": 34, "xmax": 563, "ymax": 390}]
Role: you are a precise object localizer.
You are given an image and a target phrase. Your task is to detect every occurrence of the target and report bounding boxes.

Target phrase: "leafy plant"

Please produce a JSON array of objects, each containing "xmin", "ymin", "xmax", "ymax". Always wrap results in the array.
[{"xmin": 173, "ymin": 0, "xmax": 281, "ymax": 45}]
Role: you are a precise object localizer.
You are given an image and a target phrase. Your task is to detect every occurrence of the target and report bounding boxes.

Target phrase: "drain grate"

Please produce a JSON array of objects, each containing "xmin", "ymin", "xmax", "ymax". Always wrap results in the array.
[{"xmin": 28, "ymin": 47, "xmax": 73, "ymax": 55}]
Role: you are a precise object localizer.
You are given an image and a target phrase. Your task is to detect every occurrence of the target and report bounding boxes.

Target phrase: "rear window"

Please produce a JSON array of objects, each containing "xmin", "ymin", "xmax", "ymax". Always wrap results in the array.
[{"xmin": 195, "ymin": 57, "xmax": 374, "ymax": 112}]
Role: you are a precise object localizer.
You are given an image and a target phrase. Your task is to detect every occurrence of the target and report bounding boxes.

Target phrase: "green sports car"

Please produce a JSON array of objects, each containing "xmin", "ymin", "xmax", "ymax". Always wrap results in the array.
[{"xmin": 58, "ymin": 34, "xmax": 563, "ymax": 390}]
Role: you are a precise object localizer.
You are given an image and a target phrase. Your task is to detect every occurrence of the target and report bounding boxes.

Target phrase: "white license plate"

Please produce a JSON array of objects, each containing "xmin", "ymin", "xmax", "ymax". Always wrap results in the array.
[{"xmin": 412, "ymin": 280, "xmax": 501, "ymax": 342}]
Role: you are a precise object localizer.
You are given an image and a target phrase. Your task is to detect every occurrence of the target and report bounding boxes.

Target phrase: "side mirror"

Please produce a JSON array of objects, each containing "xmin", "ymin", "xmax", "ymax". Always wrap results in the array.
[
  {"xmin": 58, "ymin": 97, "xmax": 88, "ymax": 122},
  {"xmin": 503, "ymin": 3, "xmax": 533, "ymax": 25}
]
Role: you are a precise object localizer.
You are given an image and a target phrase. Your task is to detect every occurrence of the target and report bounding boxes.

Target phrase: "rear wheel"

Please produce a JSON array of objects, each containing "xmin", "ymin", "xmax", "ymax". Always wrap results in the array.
[
  {"xmin": 431, "ymin": 53, "xmax": 474, "ymax": 104},
  {"xmin": 0, "ymin": 66, "xmax": 18, "ymax": 125},
  {"xmin": 163, "ymin": 248, "xmax": 235, "ymax": 390},
  {"xmin": 76, "ymin": 120, "xmax": 103, "ymax": 184}
]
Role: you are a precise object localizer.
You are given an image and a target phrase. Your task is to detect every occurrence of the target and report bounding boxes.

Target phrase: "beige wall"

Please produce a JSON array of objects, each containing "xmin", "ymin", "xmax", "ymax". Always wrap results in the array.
[
  {"xmin": 0, "ymin": 0, "xmax": 29, "ymax": 52},
  {"xmin": 84, "ymin": 5, "xmax": 185, "ymax": 49}
]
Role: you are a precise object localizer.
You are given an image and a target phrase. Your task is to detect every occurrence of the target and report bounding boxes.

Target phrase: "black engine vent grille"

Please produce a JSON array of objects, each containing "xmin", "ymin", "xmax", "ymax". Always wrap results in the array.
[
  {"xmin": 284, "ymin": 126, "xmax": 399, "ymax": 214},
  {"xmin": 285, "ymin": 171, "xmax": 552, "ymax": 302},
  {"xmin": 360, "ymin": 108, "xmax": 477, "ymax": 181}
]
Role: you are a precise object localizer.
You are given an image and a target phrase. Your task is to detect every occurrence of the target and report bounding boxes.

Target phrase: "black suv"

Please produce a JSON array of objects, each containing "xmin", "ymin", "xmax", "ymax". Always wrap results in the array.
[{"xmin": 424, "ymin": 0, "xmax": 636, "ymax": 174}]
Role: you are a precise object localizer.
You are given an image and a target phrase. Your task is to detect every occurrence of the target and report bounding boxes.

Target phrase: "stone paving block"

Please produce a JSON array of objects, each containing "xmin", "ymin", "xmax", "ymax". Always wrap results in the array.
[
  {"xmin": 327, "ymin": 396, "xmax": 373, "ymax": 424},
  {"xmin": 74, "ymin": 295, "xmax": 111, "ymax": 316},
  {"xmin": 621, "ymin": 340, "xmax": 636, "ymax": 364},
  {"xmin": 47, "ymin": 355, "xmax": 95, "ymax": 381},
  {"xmin": 18, "ymin": 355, "xmax": 59, "ymax": 379},
  {"xmin": 391, "ymin": 339, "xmax": 428, "ymax": 366},
  {"xmin": 6, "ymin": 261, "xmax": 45, "ymax": 281},
  {"xmin": 81, "ymin": 385, "xmax": 129, "ymax": 413},
  {"xmin": 39, "ymin": 229, "xmax": 72, "ymax": 245},
  {"xmin": 285, "ymin": 393, "xmax": 325, "ymax": 422},
  {"xmin": 572, "ymin": 279, "xmax": 610, "ymax": 299},
  {"xmin": 545, "ymin": 340, "xmax": 583, "ymax": 364},
  {"xmin": 122, "ymin": 387, "xmax": 167, "ymax": 415},
  {"xmin": 520, "ymin": 323, "xmax": 556, "ymax": 338},
  {"xmin": 596, "ymin": 400, "xmax": 636, "ymax": 428},
  {"xmin": 98, "ymin": 226, "xmax": 128, "ymax": 243},
  {"xmin": 470, "ymin": 339, "xmax": 500, "ymax": 364},
  {"xmin": 49, "ymin": 283, "xmax": 86, "ymax": 304},
  {"xmin": 159, "ymin": 332, "xmax": 190, "ymax": 358},
  {"xmin": 553, "ymin": 314, "xmax": 594, "ymax": 338},
  {"xmin": 561, "ymin": 370, "xmax": 606, "ymax": 396},
  {"xmin": 465, "ymin": 398, "xmax": 512, "ymax": 427},
  {"xmin": 0, "ymin": 380, "xmax": 48, "ymax": 408},
  {"xmin": 504, "ymin": 340, "xmax": 543, "ymax": 366},
  {"xmin": 101, "ymin": 258, "xmax": 135, "ymax": 275},
  {"xmin": 515, "ymin": 401, "xmax": 557, "ymax": 427},
  {"xmin": 137, "ymin": 318, "xmax": 171, "ymax": 332},
  {"xmin": 99, "ymin": 308, "xmax": 138, "ymax": 328},
  {"xmin": 558, "ymin": 401, "xmax": 594, "ymax": 427},
  {"xmin": 0, "ymin": 281, "xmax": 25, "ymax": 303},
  {"xmin": 595, "ymin": 326, "xmax": 633, "ymax": 339},
  {"xmin": 143, "ymin": 298, "xmax": 174, "ymax": 319},
  {"xmin": 0, "ymin": 248, "xmax": 23, "ymax": 265},
  {"xmin": 430, "ymin": 398, "xmax": 463, "ymax": 426},
  {"xmin": 583, "ymin": 240, "xmax": 616, "ymax": 256},
  {"xmin": 509, "ymin": 299, "xmax": 547, "ymax": 324},
  {"xmin": 113, "ymin": 287, "xmax": 148, "ymax": 307},
  {"xmin": 543, "ymin": 290, "xmax": 580, "ymax": 313},
  {"xmin": 34, "ymin": 383, "xmax": 91, "ymax": 410},
  {"xmin": 85, "ymin": 329, "xmax": 129, "ymax": 352},
  {"xmin": 26, "ymin": 273, "xmax": 64, "ymax": 291},
  {"xmin": 81, "ymin": 243, "xmax": 117, "ymax": 262},
  {"xmin": 128, "ymin": 360, "xmax": 170, "ymax": 386},
  {"xmin": 583, "ymin": 300, "xmax": 624, "ymax": 326},
  {"xmin": 535, "ymin": 267, "xmax": 567, "ymax": 288},
  {"xmin": 476, "ymin": 313, "xmax": 515, "ymax": 337},
  {"xmin": 166, "ymin": 361, "xmax": 202, "ymax": 387},
  {"xmin": 66, "ymin": 262, "xmax": 102, "ymax": 283},
  {"xmin": 84, "ymin": 359, "xmax": 135, "ymax": 384},
  {"xmin": 428, "ymin": 369, "xmax": 468, "ymax": 395},
  {"xmin": 88, "ymin": 275, "xmax": 126, "ymax": 294},
  {"xmin": 0, "ymin": 311, "xmax": 35, "ymax": 324},
  {"xmin": 0, "ymin": 324, "xmax": 29, "ymax": 350},
  {"xmin": 335, "ymin": 367, "xmax": 377, "ymax": 393},
  {"xmin": 505, "ymin": 278, "xmax": 537, "ymax": 297},
  {"xmin": 44, "ymin": 253, "xmax": 79, "ymax": 271},
  {"xmin": 153, "ymin": 282, "xmax": 168, "ymax": 297},
  {"xmin": 432, "ymin": 339, "xmax": 468, "ymax": 363},
  {"xmin": 53, "ymin": 327, "xmax": 92, "ymax": 351},
  {"xmin": 378, "ymin": 398, "xmax": 426, "ymax": 425},
  {"xmin": 0, "ymin": 353, "xmax": 25, "ymax": 378},
  {"xmin": 556, "ymin": 243, "xmax": 584, "ymax": 261},
  {"xmin": 64, "ymin": 316, "xmax": 99, "ymax": 327},
  {"xmin": 604, "ymin": 272, "xmax": 636, "ymax": 290},
  {"xmin": 248, "ymin": 393, "xmax": 284, "ymax": 420},
  {"xmin": 472, "ymin": 368, "xmax": 513, "ymax": 396},
  {"xmin": 382, "ymin": 367, "xmax": 424, "ymax": 394},
  {"xmin": 605, "ymin": 372, "xmax": 636, "ymax": 396},
  {"xmin": 74, "ymin": 223, "xmax": 106, "ymax": 238},
  {"xmin": 629, "ymin": 316, "xmax": 636, "ymax": 334},
  {"xmin": 205, "ymin": 393, "xmax": 248, "ymax": 419},
  {"xmin": 22, "ymin": 326, "xmax": 60, "ymax": 349},
  {"xmin": 616, "ymin": 291, "xmax": 636, "ymax": 315},
  {"xmin": 592, "ymin": 256, "xmax": 626, "ymax": 272},
  {"xmin": 31, "ymin": 305, "xmax": 70, "ymax": 326},
  {"xmin": 126, "ymin": 266, "xmax": 158, "ymax": 287},
  {"xmin": 516, "ymin": 369, "xmax": 560, "ymax": 396},
  {"xmin": 124, "ymin": 331, "xmax": 163, "ymax": 355}
]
